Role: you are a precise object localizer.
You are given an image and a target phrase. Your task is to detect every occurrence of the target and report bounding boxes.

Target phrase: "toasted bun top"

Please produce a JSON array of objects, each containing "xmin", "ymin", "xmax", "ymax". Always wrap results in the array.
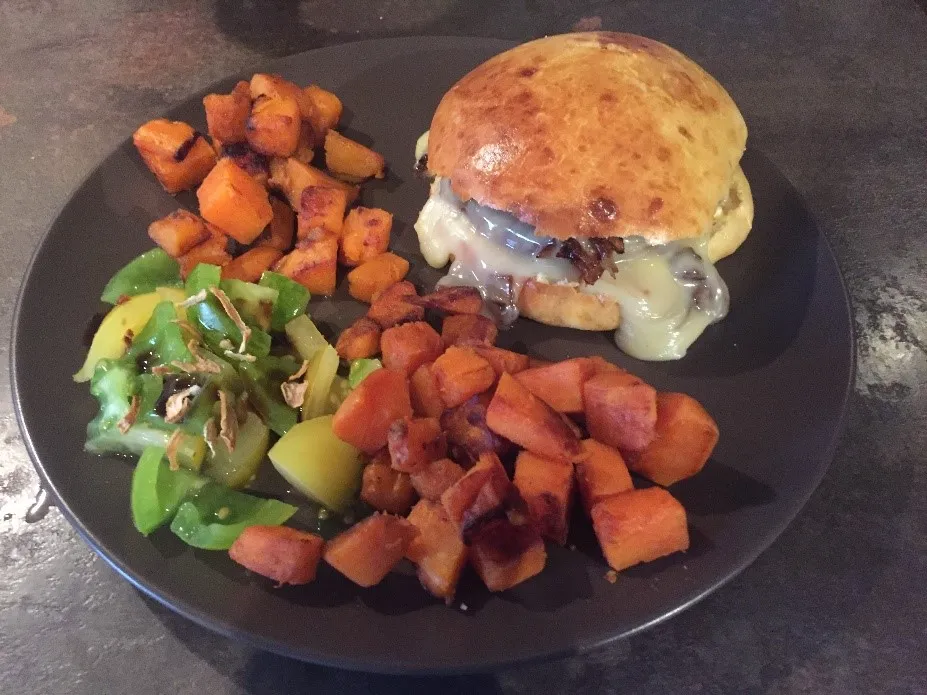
[{"xmin": 427, "ymin": 32, "xmax": 748, "ymax": 242}]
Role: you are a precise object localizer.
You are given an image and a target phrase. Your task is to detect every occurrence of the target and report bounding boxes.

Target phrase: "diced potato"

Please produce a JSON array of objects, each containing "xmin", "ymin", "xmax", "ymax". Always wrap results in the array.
[
  {"xmin": 273, "ymin": 231, "xmax": 338, "ymax": 295},
  {"xmin": 590, "ymin": 488, "xmax": 689, "ymax": 572},
  {"xmin": 347, "ymin": 252, "xmax": 410, "ymax": 304},
  {"xmin": 583, "ymin": 371, "xmax": 657, "ymax": 452},
  {"xmin": 304, "ymin": 84, "xmax": 343, "ymax": 133},
  {"xmin": 339, "ymin": 207, "xmax": 393, "ymax": 267},
  {"xmin": 513, "ymin": 451, "xmax": 574, "ymax": 545},
  {"xmin": 514, "ymin": 357, "xmax": 598, "ymax": 414},
  {"xmin": 624, "ymin": 393, "xmax": 719, "ymax": 486},
  {"xmin": 323, "ymin": 513, "xmax": 417, "ymax": 587},
  {"xmin": 406, "ymin": 500, "xmax": 468, "ymax": 602},
  {"xmin": 469, "ymin": 517, "xmax": 546, "ymax": 592},
  {"xmin": 419, "ymin": 286, "xmax": 483, "ymax": 315},
  {"xmin": 485, "ymin": 373, "xmax": 583, "ymax": 461},
  {"xmin": 178, "ymin": 235, "xmax": 232, "ymax": 279},
  {"xmin": 366, "ymin": 280, "xmax": 424, "ymax": 328},
  {"xmin": 575, "ymin": 439, "xmax": 634, "ymax": 513},
  {"xmin": 133, "ymin": 118, "xmax": 217, "ymax": 193},
  {"xmin": 147, "ymin": 209, "xmax": 212, "ymax": 258},
  {"xmin": 203, "ymin": 80, "xmax": 251, "ymax": 144},
  {"xmin": 409, "ymin": 363, "xmax": 444, "ymax": 418},
  {"xmin": 268, "ymin": 157, "xmax": 358, "ymax": 209},
  {"xmin": 387, "ymin": 416, "xmax": 447, "ymax": 473},
  {"xmin": 361, "ymin": 460, "xmax": 417, "ymax": 515},
  {"xmin": 441, "ymin": 394, "xmax": 512, "ymax": 467},
  {"xmin": 335, "ymin": 317, "xmax": 381, "ymax": 360},
  {"xmin": 221, "ymin": 246, "xmax": 283, "ymax": 282},
  {"xmin": 442, "ymin": 314, "xmax": 497, "ymax": 348},
  {"xmin": 332, "ymin": 368, "xmax": 412, "ymax": 454},
  {"xmin": 324, "ymin": 130, "xmax": 386, "ymax": 180},
  {"xmin": 380, "ymin": 321, "xmax": 443, "ymax": 377},
  {"xmin": 229, "ymin": 525, "xmax": 324, "ymax": 585},
  {"xmin": 409, "ymin": 458, "xmax": 465, "ymax": 501},
  {"xmin": 246, "ymin": 94, "xmax": 301, "ymax": 157},
  {"xmin": 440, "ymin": 452, "xmax": 511, "ymax": 534},
  {"xmin": 268, "ymin": 414, "xmax": 364, "ymax": 511},
  {"xmin": 197, "ymin": 158, "xmax": 273, "ymax": 244},
  {"xmin": 218, "ymin": 142, "xmax": 270, "ymax": 187},
  {"xmin": 432, "ymin": 346, "xmax": 496, "ymax": 409},
  {"xmin": 297, "ymin": 185, "xmax": 348, "ymax": 240},
  {"xmin": 468, "ymin": 345, "xmax": 530, "ymax": 379},
  {"xmin": 253, "ymin": 196, "xmax": 295, "ymax": 251}
]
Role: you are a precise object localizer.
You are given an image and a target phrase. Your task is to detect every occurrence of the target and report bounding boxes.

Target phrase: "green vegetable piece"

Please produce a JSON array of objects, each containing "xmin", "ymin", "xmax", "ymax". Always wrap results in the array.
[
  {"xmin": 203, "ymin": 411, "xmax": 269, "ymax": 489},
  {"xmin": 328, "ymin": 375, "xmax": 351, "ymax": 413},
  {"xmin": 100, "ymin": 248, "xmax": 181, "ymax": 304},
  {"xmin": 131, "ymin": 446, "xmax": 205, "ymax": 535},
  {"xmin": 86, "ymin": 422, "xmax": 207, "ymax": 472},
  {"xmin": 169, "ymin": 483, "xmax": 296, "ymax": 550},
  {"xmin": 237, "ymin": 361, "xmax": 298, "ymax": 437},
  {"xmin": 260, "ymin": 271, "xmax": 310, "ymax": 331},
  {"xmin": 301, "ymin": 345, "xmax": 339, "ymax": 420},
  {"xmin": 185, "ymin": 263, "xmax": 222, "ymax": 294},
  {"xmin": 348, "ymin": 358, "xmax": 382, "ymax": 389},
  {"xmin": 220, "ymin": 278, "xmax": 278, "ymax": 331},
  {"xmin": 284, "ymin": 314, "xmax": 328, "ymax": 362},
  {"xmin": 179, "ymin": 381, "xmax": 218, "ymax": 435},
  {"xmin": 126, "ymin": 301, "xmax": 193, "ymax": 367},
  {"xmin": 87, "ymin": 358, "xmax": 137, "ymax": 431}
]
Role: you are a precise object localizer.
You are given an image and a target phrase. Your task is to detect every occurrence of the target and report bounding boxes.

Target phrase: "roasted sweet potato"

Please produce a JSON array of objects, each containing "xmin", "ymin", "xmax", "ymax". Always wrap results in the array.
[
  {"xmin": 432, "ymin": 346, "xmax": 496, "ymax": 409},
  {"xmin": 528, "ymin": 356, "xmax": 554, "ymax": 369},
  {"xmin": 469, "ymin": 516, "xmax": 547, "ymax": 592},
  {"xmin": 417, "ymin": 286, "xmax": 483, "ymax": 315},
  {"xmin": 380, "ymin": 321, "xmax": 443, "ymax": 376},
  {"xmin": 133, "ymin": 119, "xmax": 217, "ymax": 193},
  {"xmin": 272, "ymin": 231, "xmax": 338, "ymax": 295},
  {"xmin": 624, "ymin": 393, "xmax": 719, "ymax": 486},
  {"xmin": 203, "ymin": 80, "xmax": 251, "ymax": 144},
  {"xmin": 249, "ymin": 73, "xmax": 316, "ymax": 120},
  {"xmin": 583, "ymin": 371, "xmax": 657, "ymax": 452},
  {"xmin": 197, "ymin": 158, "xmax": 273, "ymax": 244},
  {"xmin": 297, "ymin": 185, "xmax": 348, "ymax": 240},
  {"xmin": 178, "ymin": 235, "xmax": 232, "ymax": 279},
  {"xmin": 486, "ymin": 372, "xmax": 583, "ymax": 461},
  {"xmin": 246, "ymin": 94, "xmax": 301, "ymax": 157},
  {"xmin": 387, "ymin": 416, "xmax": 447, "ymax": 473},
  {"xmin": 575, "ymin": 439, "xmax": 634, "ymax": 513},
  {"xmin": 335, "ymin": 317, "xmax": 381, "ymax": 360},
  {"xmin": 468, "ymin": 345, "xmax": 531, "ymax": 378},
  {"xmin": 293, "ymin": 121, "xmax": 317, "ymax": 164},
  {"xmin": 513, "ymin": 451, "xmax": 574, "ymax": 545},
  {"xmin": 409, "ymin": 363, "xmax": 444, "ymax": 418},
  {"xmin": 304, "ymin": 84, "xmax": 343, "ymax": 133},
  {"xmin": 339, "ymin": 207, "xmax": 393, "ymax": 267},
  {"xmin": 324, "ymin": 130, "xmax": 386, "ymax": 180},
  {"xmin": 409, "ymin": 458, "xmax": 466, "ymax": 501},
  {"xmin": 332, "ymin": 368, "xmax": 412, "ymax": 454},
  {"xmin": 441, "ymin": 314, "xmax": 497, "ymax": 348},
  {"xmin": 440, "ymin": 395, "xmax": 512, "ymax": 467},
  {"xmin": 218, "ymin": 142, "xmax": 270, "ymax": 186},
  {"xmin": 323, "ymin": 513, "xmax": 417, "ymax": 587},
  {"xmin": 406, "ymin": 500, "xmax": 468, "ymax": 602},
  {"xmin": 440, "ymin": 452, "xmax": 512, "ymax": 533},
  {"xmin": 361, "ymin": 460, "xmax": 417, "ymax": 515},
  {"xmin": 346, "ymin": 253, "xmax": 410, "ymax": 304},
  {"xmin": 587, "ymin": 355, "xmax": 621, "ymax": 374},
  {"xmin": 514, "ymin": 357, "xmax": 598, "ymax": 414},
  {"xmin": 268, "ymin": 157, "xmax": 359, "ymax": 209},
  {"xmin": 147, "ymin": 209, "xmax": 213, "ymax": 258},
  {"xmin": 221, "ymin": 247, "xmax": 282, "ymax": 283},
  {"xmin": 255, "ymin": 196, "xmax": 295, "ymax": 251},
  {"xmin": 591, "ymin": 488, "xmax": 689, "ymax": 572},
  {"xmin": 228, "ymin": 525, "xmax": 324, "ymax": 585},
  {"xmin": 367, "ymin": 281, "xmax": 424, "ymax": 329}
]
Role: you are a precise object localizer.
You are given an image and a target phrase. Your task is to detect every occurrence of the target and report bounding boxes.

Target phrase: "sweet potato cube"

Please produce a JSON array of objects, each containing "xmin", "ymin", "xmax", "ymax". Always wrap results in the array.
[
  {"xmin": 246, "ymin": 94, "xmax": 301, "ymax": 157},
  {"xmin": 441, "ymin": 396, "xmax": 512, "ymax": 467},
  {"xmin": 197, "ymin": 158, "xmax": 273, "ymax": 244},
  {"xmin": 203, "ymin": 80, "xmax": 251, "ymax": 144},
  {"xmin": 347, "ymin": 253, "xmax": 410, "ymax": 304},
  {"xmin": 583, "ymin": 371, "xmax": 657, "ymax": 452},
  {"xmin": 361, "ymin": 460, "xmax": 417, "ymax": 515},
  {"xmin": 624, "ymin": 393, "xmax": 719, "ymax": 486},
  {"xmin": 272, "ymin": 231, "xmax": 338, "ymax": 295},
  {"xmin": 387, "ymin": 416, "xmax": 446, "ymax": 473},
  {"xmin": 432, "ymin": 346, "xmax": 495, "ymax": 409},
  {"xmin": 381, "ymin": 321, "xmax": 443, "ymax": 377},
  {"xmin": 513, "ymin": 451, "xmax": 574, "ymax": 545},
  {"xmin": 575, "ymin": 439, "xmax": 633, "ymax": 513},
  {"xmin": 304, "ymin": 84, "xmax": 343, "ymax": 133},
  {"xmin": 514, "ymin": 357, "xmax": 598, "ymax": 414},
  {"xmin": 268, "ymin": 157, "xmax": 359, "ymax": 209},
  {"xmin": 228, "ymin": 525, "xmax": 324, "ymax": 585},
  {"xmin": 133, "ymin": 119, "xmax": 217, "ymax": 193},
  {"xmin": 218, "ymin": 142, "xmax": 270, "ymax": 187},
  {"xmin": 441, "ymin": 314, "xmax": 497, "ymax": 348},
  {"xmin": 255, "ymin": 196, "xmax": 295, "ymax": 251},
  {"xmin": 339, "ymin": 207, "xmax": 393, "ymax": 267},
  {"xmin": 293, "ymin": 121, "xmax": 318, "ymax": 164},
  {"xmin": 469, "ymin": 517, "xmax": 546, "ymax": 592},
  {"xmin": 409, "ymin": 363, "xmax": 444, "ymax": 418},
  {"xmin": 297, "ymin": 185, "xmax": 348, "ymax": 240},
  {"xmin": 486, "ymin": 372, "xmax": 583, "ymax": 461},
  {"xmin": 323, "ymin": 513, "xmax": 417, "ymax": 587},
  {"xmin": 418, "ymin": 286, "xmax": 483, "ymax": 315},
  {"xmin": 367, "ymin": 281, "xmax": 424, "ymax": 328},
  {"xmin": 469, "ymin": 345, "xmax": 530, "ymax": 378},
  {"xmin": 335, "ymin": 317, "xmax": 381, "ymax": 360},
  {"xmin": 332, "ymin": 368, "xmax": 412, "ymax": 453},
  {"xmin": 324, "ymin": 130, "xmax": 386, "ymax": 180},
  {"xmin": 406, "ymin": 500, "xmax": 468, "ymax": 602},
  {"xmin": 409, "ymin": 458, "xmax": 465, "ymax": 501},
  {"xmin": 587, "ymin": 355, "xmax": 621, "ymax": 374},
  {"xmin": 249, "ymin": 73, "xmax": 316, "ymax": 120},
  {"xmin": 147, "ymin": 209, "xmax": 213, "ymax": 258},
  {"xmin": 440, "ymin": 452, "xmax": 512, "ymax": 533},
  {"xmin": 178, "ymin": 235, "xmax": 232, "ymax": 279},
  {"xmin": 220, "ymin": 246, "xmax": 282, "ymax": 283},
  {"xmin": 590, "ymin": 488, "xmax": 689, "ymax": 571}
]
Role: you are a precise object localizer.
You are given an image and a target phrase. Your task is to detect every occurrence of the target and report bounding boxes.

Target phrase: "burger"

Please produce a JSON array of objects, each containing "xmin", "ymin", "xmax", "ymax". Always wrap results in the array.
[{"xmin": 413, "ymin": 32, "xmax": 753, "ymax": 361}]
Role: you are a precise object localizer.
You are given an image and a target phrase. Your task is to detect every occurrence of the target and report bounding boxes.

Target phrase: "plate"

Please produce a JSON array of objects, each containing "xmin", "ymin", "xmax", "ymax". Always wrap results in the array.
[{"xmin": 11, "ymin": 36, "xmax": 854, "ymax": 674}]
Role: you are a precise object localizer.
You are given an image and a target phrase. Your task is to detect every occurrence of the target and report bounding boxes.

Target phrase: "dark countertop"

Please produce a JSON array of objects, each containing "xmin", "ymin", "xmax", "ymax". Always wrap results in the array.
[{"xmin": 1, "ymin": 1, "xmax": 925, "ymax": 693}]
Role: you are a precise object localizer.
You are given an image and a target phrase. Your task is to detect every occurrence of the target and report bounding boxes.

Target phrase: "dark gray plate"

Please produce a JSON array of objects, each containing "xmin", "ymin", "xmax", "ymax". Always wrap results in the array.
[{"xmin": 11, "ymin": 36, "xmax": 854, "ymax": 674}]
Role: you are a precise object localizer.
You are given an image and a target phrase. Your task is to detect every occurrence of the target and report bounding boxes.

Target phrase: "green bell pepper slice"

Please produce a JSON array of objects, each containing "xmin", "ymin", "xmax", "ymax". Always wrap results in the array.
[
  {"xmin": 259, "ymin": 271, "xmax": 310, "ymax": 331},
  {"xmin": 131, "ymin": 446, "xmax": 206, "ymax": 535},
  {"xmin": 126, "ymin": 300, "xmax": 193, "ymax": 367},
  {"xmin": 100, "ymin": 248, "xmax": 181, "ymax": 304},
  {"xmin": 348, "ymin": 358, "xmax": 382, "ymax": 388}
]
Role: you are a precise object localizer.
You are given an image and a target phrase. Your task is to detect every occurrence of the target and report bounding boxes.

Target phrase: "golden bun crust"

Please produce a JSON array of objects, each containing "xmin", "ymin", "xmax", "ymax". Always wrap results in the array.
[
  {"xmin": 428, "ymin": 32, "xmax": 747, "ymax": 242},
  {"xmin": 518, "ymin": 279, "xmax": 620, "ymax": 331},
  {"xmin": 706, "ymin": 165, "xmax": 753, "ymax": 262}
]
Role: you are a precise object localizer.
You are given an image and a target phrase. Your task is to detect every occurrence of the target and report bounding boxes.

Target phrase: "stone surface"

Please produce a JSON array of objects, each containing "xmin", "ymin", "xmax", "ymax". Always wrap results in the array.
[{"xmin": 1, "ymin": 1, "xmax": 925, "ymax": 693}]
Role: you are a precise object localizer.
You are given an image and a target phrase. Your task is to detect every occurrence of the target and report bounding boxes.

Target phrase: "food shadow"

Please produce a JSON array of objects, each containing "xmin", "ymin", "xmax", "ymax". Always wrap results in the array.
[{"xmin": 671, "ymin": 457, "xmax": 776, "ymax": 517}]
